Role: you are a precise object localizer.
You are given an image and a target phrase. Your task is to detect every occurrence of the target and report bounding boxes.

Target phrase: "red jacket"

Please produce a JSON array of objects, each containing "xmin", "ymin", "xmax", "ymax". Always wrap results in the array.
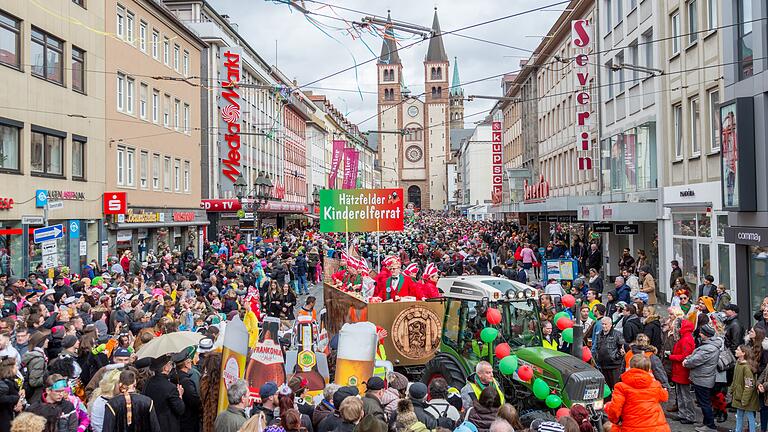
[
  {"xmin": 373, "ymin": 273, "xmax": 417, "ymax": 301},
  {"xmin": 420, "ymin": 280, "xmax": 440, "ymax": 299},
  {"xmin": 604, "ymin": 368, "xmax": 670, "ymax": 432},
  {"xmin": 668, "ymin": 319, "xmax": 695, "ymax": 384}
]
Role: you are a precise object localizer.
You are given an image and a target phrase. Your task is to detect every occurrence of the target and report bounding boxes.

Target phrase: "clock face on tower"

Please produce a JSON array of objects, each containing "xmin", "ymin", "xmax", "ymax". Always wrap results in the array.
[
  {"xmin": 407, "ymin": 106, "xmax": 419, "ymax": 117},
  {"xmin": 405, "ymin": 145, "xmax": 423, "ymax": 162}
]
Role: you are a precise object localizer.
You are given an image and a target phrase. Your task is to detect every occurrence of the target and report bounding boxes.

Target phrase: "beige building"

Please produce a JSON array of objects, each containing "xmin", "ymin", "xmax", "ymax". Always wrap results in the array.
[
  {"xmin": 0, "ymin": 0, "xmax": 107, "ymax": 277},
  {"xmin": 104, "ymin": 0, "xmax": 207, "ymax": 258}
]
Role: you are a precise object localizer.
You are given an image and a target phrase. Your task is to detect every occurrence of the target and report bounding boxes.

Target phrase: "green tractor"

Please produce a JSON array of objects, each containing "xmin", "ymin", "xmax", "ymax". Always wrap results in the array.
[{"xmin": 422, "ymin": 276, "xmax": 606, "ymax": 427}]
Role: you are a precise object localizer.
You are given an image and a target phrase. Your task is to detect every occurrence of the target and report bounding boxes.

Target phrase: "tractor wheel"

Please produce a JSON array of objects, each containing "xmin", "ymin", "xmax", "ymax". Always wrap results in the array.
[
  {"xmin": 519, "ymin": 410, "xmax": 557, "ymax": 428},
  {"xmin": 421, "ymin": 353, "xmax": 466, "ymax": 389}
]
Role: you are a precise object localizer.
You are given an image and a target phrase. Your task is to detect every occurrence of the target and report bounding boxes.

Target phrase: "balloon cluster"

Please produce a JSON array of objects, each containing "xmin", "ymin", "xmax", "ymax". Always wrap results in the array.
[{"xmin": 553, "ymin": 311, "xmax": 574, "ymax": 343}]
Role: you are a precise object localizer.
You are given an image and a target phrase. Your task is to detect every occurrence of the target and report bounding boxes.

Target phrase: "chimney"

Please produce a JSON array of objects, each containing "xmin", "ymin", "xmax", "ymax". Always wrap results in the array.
[{"xmin": 519, "ymin": 59, "xmax": 528, "ymax": 68}]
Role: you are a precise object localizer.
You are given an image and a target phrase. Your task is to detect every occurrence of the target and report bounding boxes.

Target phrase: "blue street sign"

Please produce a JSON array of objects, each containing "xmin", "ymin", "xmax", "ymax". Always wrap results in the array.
[
  {"xmin": 33, "ymin": 224, "xmax": 64, "ymax": 244},
  {"xmin": 69, "ymin": 220, "xmax": 80, "ymax": 239},
  {"xmin": 35, "ymin": 190, "xmax": 48, "ymax": 208}
]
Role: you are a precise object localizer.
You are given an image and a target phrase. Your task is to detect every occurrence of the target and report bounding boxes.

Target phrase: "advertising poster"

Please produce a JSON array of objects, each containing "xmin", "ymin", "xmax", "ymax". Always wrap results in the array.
[
  {"xmin": 217, "ymin": 316, "xmax": 248, "ymax": 414},
  {"xmin": 720, "ymin": 102, "xmax": 739, "ymax": 208},
  {"xmin": 319, "ymin": 188, "xmax": 404, "ymax": 233}
]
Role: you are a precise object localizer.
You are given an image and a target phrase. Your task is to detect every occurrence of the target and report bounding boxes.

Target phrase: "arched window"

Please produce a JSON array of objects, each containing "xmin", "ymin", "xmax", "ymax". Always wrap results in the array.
[
  {"xmin": 437, "ymin": 87, "xmax": 442, "ymax": 97},
  {"xmin": 431, "ymin": 87, "xmax": 437, "ymax": 97},
  {"xmin": 388, "ymin": 68, "xmax": 395, "ymax": 81},
  {"xmin": 407, "ymin": 185, "xmax": 421, "ymax": 209},
  {"xmin": 436, "ymin": 67, "xmax": 442, "ymax": 80},
  {"xmin": 404, "ymin": 123, "xmax": 422, "ymax": 141},
  {"xmin": 430, "ymin": 67, "xmax": 436, "ymax": 80}
]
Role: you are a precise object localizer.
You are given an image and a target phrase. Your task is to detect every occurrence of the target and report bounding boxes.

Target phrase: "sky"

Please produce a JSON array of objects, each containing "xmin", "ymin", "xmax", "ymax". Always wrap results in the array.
[{"xmin": 208, "ymin": 0, "xmax": 565, "ymax": 130}]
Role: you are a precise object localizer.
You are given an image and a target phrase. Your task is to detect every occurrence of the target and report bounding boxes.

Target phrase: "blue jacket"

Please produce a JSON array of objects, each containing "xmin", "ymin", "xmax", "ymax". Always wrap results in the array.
[
  {"xmin": 616, "ymin": 283, "xmax": 631, "ymax": 303},
  {"xmin": 591, "ymin": 318, "xmax": 603, "ymax": 358}
]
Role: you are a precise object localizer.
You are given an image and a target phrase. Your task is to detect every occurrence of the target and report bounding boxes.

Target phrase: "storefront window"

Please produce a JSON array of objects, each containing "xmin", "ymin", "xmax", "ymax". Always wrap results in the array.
[
  {"xmin": 602, "ymin": 122, "xmax": 657, "ymax": 193},
  {"xmin": 673, "ymin": 238, "xmax": 697, "ymax": 288},
  {"xmin": 750, "ymin": 246, "xmax": 768, "ymax": 319},
  {"xmin": 673, "ymin": 213, "xmax": 697, "ymax": 236},
  {"xmin": 699, "ymin": 243, "xmax": 711, "ymax": 279},
  {"xmin": 28, "ymin": 221, "xmax": 67, "ymax": 273},
  {"xmin": 697, "ymin": 212, "xmax": 711, "ymax": 238},
  {"xmin": 718, "ymin": 244, "xmax": 731, "ymax": 289},
  {"xmin": 0, "ymin": 223, "xmax": 22, "ymax": 277},
  {"xmin": 716, "ymin": 214, "xmax": 727, "ymax": 237}
]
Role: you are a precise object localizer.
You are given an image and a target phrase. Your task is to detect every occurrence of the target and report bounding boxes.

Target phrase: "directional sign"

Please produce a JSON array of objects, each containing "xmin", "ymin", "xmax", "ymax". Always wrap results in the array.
[
  {"xmin": 33, "ymin": 224, "xmax": 64, "ymax": 244},
  {"xmin": 47, "ymin": 201, "xmax": 64, "ymax": 211},
  {"xmin": 21, "ymin": 215, "xmax": 44, "ymax": 225},
  {"xmin": 35, "ymin": 190, "xmax": 48, "ymax": 208}
]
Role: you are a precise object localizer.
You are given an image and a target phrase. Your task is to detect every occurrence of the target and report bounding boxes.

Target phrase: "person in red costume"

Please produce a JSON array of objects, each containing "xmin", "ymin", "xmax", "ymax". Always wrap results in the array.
[
  {"xmin": 373, "ymin": 256, "xmax": 395, "ymax": 300},
  {"xmin": 373, "ymin": 258, "xmax": 417, "ymax": 301},
  {"xmin": 420, "ymin": 263, "xmax": 441, "ymax": 299}
]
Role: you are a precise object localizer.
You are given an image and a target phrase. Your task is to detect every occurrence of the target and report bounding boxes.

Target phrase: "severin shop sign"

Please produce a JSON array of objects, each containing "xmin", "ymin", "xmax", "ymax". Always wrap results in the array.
[
  {"xmin": 572, "ymin": 19, "xmax": 593, "ymax": 171},
  {"xmin": 220, "ymin": 48, "xmax": 243, "ymax": 184},
  {"xmin": 524, "ymin": 175, "xmax": 550, "ymax": 201}
]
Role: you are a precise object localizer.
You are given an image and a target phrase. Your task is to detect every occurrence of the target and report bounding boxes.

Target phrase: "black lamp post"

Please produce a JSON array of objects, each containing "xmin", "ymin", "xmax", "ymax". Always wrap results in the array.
[{"xmin": 234, "ymin": 172, "xmax": 273, "ymax": 236}]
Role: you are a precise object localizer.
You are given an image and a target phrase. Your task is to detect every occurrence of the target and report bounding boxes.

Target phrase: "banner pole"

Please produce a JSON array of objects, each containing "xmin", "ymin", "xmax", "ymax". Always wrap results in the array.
[
  {"xmin": 345, "ymin": 217, "xmax": 350, "ymax": 257},
  {"xmin": 377, "ymin": 219, "xmax": 381, "ymax": 273}
]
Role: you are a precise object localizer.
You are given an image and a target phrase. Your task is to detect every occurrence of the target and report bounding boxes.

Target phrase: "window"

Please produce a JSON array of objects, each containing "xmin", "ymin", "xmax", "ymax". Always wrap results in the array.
[
  {"xmin": 671, "ymin": 12, "xmax": 680, "ymax": 54},
  {"xmin": 152, "ymin": 89, "xmax": 159, "ymax": 123},
  {"xmin": 690, "ymin": 97, "xmax": 701, "ymax": 155},
  {"xmin": 706, "ymin": 0, "xmax": 717, "ymax": 30},
  {"xmin": 183, "ymin": 50, "xmax": 189, "ymax": 76},
  {"xmin": 708, "ymin": 89, "xmax": 720, "ymax": 152},
  {"xmin": 163, "ymin": 36, "xmax": 169, "ymax": 65},
  {"xmin": 738, "ymin": 0, "xmax": 753, "ymax": 78},
  {"xmin": 643, "ymin": 31, "xmax": 653, "ymax": 70},
  {"xmin": 183, "ymin": 103, "xmax": 190, "ymax": 132},
  {"xmin": 116, "ymin": 73, "xmax": 125, "ymax": 111},
  {"xmin": 72, "ymin": 137, "xmax": 85, "ymax": 179},
  {"xmin": 687, "ymin": 0, "xmax": 698, "ymax": 43},
  {"xmin": 673, "ymin": 104, "xmax": 683, "ymax": 159},
  {"xmin": 126, "ymin": 77, "xmax": 135, "ymax": 114},
  {"xmin": 616, "ymin": 52, "xmax": 625, "ymax": 93},
  {"xmin": 163, "ymin": 94, "xmax": 170, "ymax": 127},
  {"xmin": 139, "ymin": 150, "xmax": 148, "ymax": 188},
  {"xmin": 606, "ymin": 60, "xmax": 614, "ymax": 98},
  {"xmin": 173, "ymin": 44, "xmax": 179, "ymax": 71},
  {"xmin": 116, "ymin": 5, "xmax": 125, "ymax": 39},
  {"xmin": 163, "ymin": 156, "xmax": 171, "ymax": 190},
  {"xmin": 139, "ymin": 21, "xmax": 147, "ymax": 52},
  {"xmin": 174, "ymin": 99, "xmax": 180, "ymax": 130},
  {"xmin": 116, "ymin": 146, "xmax": 124, "ymax": 185},
  {"xmin": 71, "ymin": 47, "xmax": 85, "ymax": 93},
  {"xmin": 615, "ymin": 0, "xmax": 623, "ymax": 23},
  {"xmin": 0, "ymin": 11, "xmax": 21, "ymax": 68},
  {"xmin": 126, "ymin": 11, "xmax": 134, "ymax": 43},
  {"xmin": 629, "ymin": 0, "xmax": 637, "ymax": 9},
  {"xmin": 151, "ymin": 29, "xmax": 159, "ymax": 59},
  {"xmin": 31, "ymin": 28, "xmax": 64, "ymax": 84},
  {"xmin": 183, "ymin": 160, "xmax": 190, "ymax": 192},
  {"xmin": 174, "ymin": 158, "xmax": 181, "ymax": 191},
  {"xmin": 606, "ymin": 0, "xmax": 612, "ymax": 29},
  {"xmin": 152, "ymin": 153, "xmax": 160, "ymax": 189},
  {"xmin": 0, "ymin": 124, "xmax": 20, "ymax": 171},
  {"xmin": 126, "ymin": 147, "xmax": 134, "ymax": 186},
  {"xmin": 629, "ymin": 42, "xmax": 639, "ymax": 83},
  {"xmin": 139, "ymin": 83, "xmax": 148, "ymax": 119},
  {"xmin": 31, "ymin": 130, "xmax": 63, "ymax": 176}
]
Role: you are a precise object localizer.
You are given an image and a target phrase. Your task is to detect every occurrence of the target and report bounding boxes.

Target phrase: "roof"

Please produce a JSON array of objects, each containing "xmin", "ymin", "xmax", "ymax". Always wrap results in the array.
[
  {"xmin": 450, "ymin": 128, "xmax": 473, "ymax": 152},
  {"xmin": 450, "ymin": 57, "xmax": 462, "ymax": 96},
  {"xmin": 425, "ymin": 10, "xmax": 448, "ymax": 63},
  {"xmin": 378, "ymin": 12, "xmax": 401, "ymax": 65}
]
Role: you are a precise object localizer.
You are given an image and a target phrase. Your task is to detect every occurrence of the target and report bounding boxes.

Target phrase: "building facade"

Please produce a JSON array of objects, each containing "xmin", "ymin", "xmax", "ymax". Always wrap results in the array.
[
  {"xmin": 377, "ymin": 11, "xmax": 452, "ymax": 210},
  {"xmin": 720, "ymin": 0, "xmax": 768, "ymax": 315},
  {"xmin": 0, "ymin": 0, "xmax": 107, "ymax": 276},
  {"xmin": 658, "ymin": 0, "xmax": 732, "ymax": 301},
  {"xmin": 105, "ymin": 0, "xmax": 207, "ymax": 259}
]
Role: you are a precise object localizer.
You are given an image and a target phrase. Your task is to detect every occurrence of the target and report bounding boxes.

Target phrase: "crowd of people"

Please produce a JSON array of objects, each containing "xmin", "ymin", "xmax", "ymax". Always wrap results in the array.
[{"xmin": 0, "ymin": 211, "xmax": 756, "ymax": 432}]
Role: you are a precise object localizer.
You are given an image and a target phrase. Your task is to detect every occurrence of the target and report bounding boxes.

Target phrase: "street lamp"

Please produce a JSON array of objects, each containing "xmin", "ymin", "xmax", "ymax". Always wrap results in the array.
[
  {"xmin": 312, "ymin": 186, "xmax": 320, "ymax": 207},
  {"xmin": 233, "ymin": 173, "xmax": 247, "ymax": 200},
  {"xmin": 252, "ymin": 171, "xmax": 273, "ymax": 234}
]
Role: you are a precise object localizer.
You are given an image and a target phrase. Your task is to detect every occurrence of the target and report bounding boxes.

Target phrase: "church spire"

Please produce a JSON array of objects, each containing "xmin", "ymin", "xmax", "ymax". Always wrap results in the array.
[
  {"xmin": 378, "ymin": 11, "xmax": 401, "ymax": 65},
  {"xmin": 425, "ymin": 8, "xmax": 448, "ymax": 63},
  {"xmin": 450, "ymin": 57, "xmax": 463, "ymax": 96}
]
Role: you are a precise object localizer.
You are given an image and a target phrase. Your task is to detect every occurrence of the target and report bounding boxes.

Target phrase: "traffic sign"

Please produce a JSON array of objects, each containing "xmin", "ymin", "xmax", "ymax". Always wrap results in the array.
[
  {"xmin": 33, "ymin": 224, "xmax": 64, "ymax": 244},
  {"xmin": 47, "ymin": 201, "xmax": 64, "ymax": 211},
  {"xmin": 21, "ymin": 215, "xmax": 44, "ymax": 225},
  {"xmin": 41, "ymin": 241, "xmax": 56, "ymax": 256},
  {"xmin": 69, "ymin": 220, "xmax": 80, "ymax": 239},
  {"xmin": 35, "ymin": 190, "xmax": 48, "ymax": 208},
  {"xmin": 42, "ymin": 254, "xmax": 58, "ymax": 270}
]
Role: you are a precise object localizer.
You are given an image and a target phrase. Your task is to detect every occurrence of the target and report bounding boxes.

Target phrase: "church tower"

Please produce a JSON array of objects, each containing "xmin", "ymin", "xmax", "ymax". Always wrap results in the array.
[
  {"xmin": 449, "ymin": 57, "xmax": 464, "ymax": 130},
  {"xmin": 423, "ymin": 8, "xmax": 450, "ymax": 210},
  {"xmin": 376, "ymin": 12, "xmax": 403, "ymax": 189}
]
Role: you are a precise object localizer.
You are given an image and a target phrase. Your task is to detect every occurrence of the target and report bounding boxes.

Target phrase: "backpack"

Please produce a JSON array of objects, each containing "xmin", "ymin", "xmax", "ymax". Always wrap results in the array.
[
  {"xmin": 717, "ymin": 340, "xmax": 736, "ymax": 372},
  {"xmin": 426, "ymin": 402, "xmax": 456, "ymax": 429}
]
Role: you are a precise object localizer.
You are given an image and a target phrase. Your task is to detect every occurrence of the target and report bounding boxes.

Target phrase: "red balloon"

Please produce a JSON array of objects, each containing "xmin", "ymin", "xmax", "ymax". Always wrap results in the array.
[
  {"xmin": 517, "ymin": 365, "xmax": 534, "ymax": 381},
  {"xmin": 495, "ymin": 342, "xmax": 511, "ymax": 360},
  {"xmin": 556, "ymin": 407, "xmax": 571, "ymax": 420},
  {"xmin": 582, "ymin": 346, "xmax": 592, "ymax": 363},
  {"xmin": 486, "ymin": 308, "xmax": 502, "ymax": 325},
  {"xmin": 556, "ymin": 317, "xmax": 573, "ymax": 331},
  {"xmin": 561, "ymin": 294, "xmax": 576, "ymax": 308}
]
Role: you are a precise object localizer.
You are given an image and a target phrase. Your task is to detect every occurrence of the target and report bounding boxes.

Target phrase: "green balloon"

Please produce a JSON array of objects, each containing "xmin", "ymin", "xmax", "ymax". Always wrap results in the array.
[
  {"xmin": 561, "ymin": 328, "xmax": 574, "ymax": 344},
  {"xmin": 545, "ymin": 394, "xmax": 562, "ymax": 409},
  {"xmin": 532, "ymin": 378, "xmax": 550, "ymax": 400},
  {"xmin": 553, "ymin": 311, "xmax": 569, "ymax": 323},
  {"xmin": 499, "ymin": 355, "xmax": 518, "ymax": 375},
  {"xmin": 603, "ymin": 383, "xmax": 611, "ymax": 398},
  {"xmin": 588, "ymin": 311, "xmax": 596, "ymax": 320},
  {"xmin": 480, "ymin": 327, "xmax": 499, "ymax": 344}
]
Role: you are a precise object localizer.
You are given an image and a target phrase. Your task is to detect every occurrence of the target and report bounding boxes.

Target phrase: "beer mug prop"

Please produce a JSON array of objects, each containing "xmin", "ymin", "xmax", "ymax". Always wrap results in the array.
[{"xmin": 334, "ymin": 322, "xmax": 377, "ymax": 393}]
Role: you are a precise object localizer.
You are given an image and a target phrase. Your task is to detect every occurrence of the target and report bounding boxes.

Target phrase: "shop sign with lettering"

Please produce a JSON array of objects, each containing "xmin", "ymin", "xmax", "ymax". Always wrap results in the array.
[
  {"xmin": 47, "ymin": 190, "xmax": 85, "ymax": 201},
  {"xmin": 119, "ymin": 210, "xmax": 165, "ymax": 223},
  {"xmin": 523, "ymin": 175, "xmax": 550, "ymax": 202},
  {"xmin": 0, "ymin": 197, "xmax": 13, "ymax": 210},
  {"xmin": 571, "ymin": 18, "xmax": 593, "ymax": 171},
  {"xmin": 173, "ymin": 212, "xmax": 196, "ymax": 222}
]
